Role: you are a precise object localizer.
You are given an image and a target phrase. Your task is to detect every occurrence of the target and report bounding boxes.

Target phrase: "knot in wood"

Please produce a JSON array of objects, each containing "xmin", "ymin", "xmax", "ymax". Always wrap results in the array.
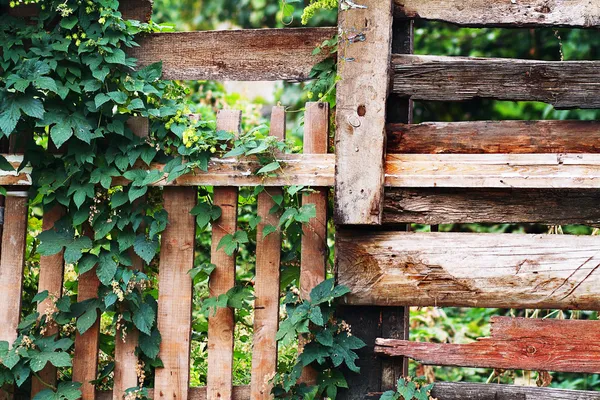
[{"xmin": 526, "ymin": 345, "xmax": 537, "ymax": 355}]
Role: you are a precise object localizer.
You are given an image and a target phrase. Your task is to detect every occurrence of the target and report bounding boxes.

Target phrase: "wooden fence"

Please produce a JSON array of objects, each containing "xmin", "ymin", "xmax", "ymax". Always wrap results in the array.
[{"xmin": 2, "ymin": 0, "xmax": 600, "ymax": 399}]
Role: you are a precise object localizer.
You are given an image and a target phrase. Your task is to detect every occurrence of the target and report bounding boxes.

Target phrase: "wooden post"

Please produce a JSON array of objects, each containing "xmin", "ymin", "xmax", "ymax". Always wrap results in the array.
[
  {"xmin": 334, "ymin": 0, "xmax": 395, "ymax": 225},
  {"xmin": 250, "ymin": 107, "xmax": 285, "ymax": 399},
  {"xmin": 207, "ymin": 110, "xmax": 242, "ymax": 399}
]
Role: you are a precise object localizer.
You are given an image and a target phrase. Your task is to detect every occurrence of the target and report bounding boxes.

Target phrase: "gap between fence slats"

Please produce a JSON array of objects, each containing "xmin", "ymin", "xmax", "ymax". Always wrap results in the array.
[
  {"xmin": 250, "ymin": 107, "xmax": 285, "ymax": 400},
  {"xmin": 207, "ymin": 110, "xmax": 242, "ymax": 399},
  {"xmin": 387, "ymin": 121, "xmax": 600, "ymax": 154},
  {"xmin": 30, "ymin": 205, "xmax": 65, "ymax": 398},
  {"xmin": 376, "ymin": 317, "xmax": 600, "ymax": 373},
  {"xmin": 383, "ymin": 188, "xmax": 600, "ymax": 226},
  {"xmin": 392, "ymin": 55, "xmax": 600, "ymax": 109},
  {"xmin": 393, "ymin": 0, "xmax": 600, "ymax": 28},
  {"xmin": 337, "ymin": 231, "xmax": 600, "ymax": 310},
  {"xmin": 154, "ymin": 187, "xmax": 196, "ymax": 400}
]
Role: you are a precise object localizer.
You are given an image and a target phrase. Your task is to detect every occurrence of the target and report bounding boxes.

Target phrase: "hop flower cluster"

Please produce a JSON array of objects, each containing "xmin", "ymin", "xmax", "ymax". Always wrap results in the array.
[{"xmin": 301, "ymin": 0, "xmax": 338, "ymax": 25}]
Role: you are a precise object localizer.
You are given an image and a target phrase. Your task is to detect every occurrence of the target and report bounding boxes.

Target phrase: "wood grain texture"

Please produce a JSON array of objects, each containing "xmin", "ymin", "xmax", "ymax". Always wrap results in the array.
[
  {"xmin": 366, "ymin": 382, "xmax": 600, "ymax": 400},
  {"xmin": 4, "ymin": 0, "xmax": 153, "ymax": 20},
  {"xmin": 207, "ymin": 110, "xmax": 241, "ymax": 400},
  {"xmin": 384, "ymin": 153, "xmax": 600, "ymax": 189},
  {"xmin": 337, "ymin": 230, "xmax": 600, "ymax": 310},
  {"xmin": 154, "ymin": 188, "xmax": 196, "ymax": 400},
  {"xmin": 0, "ymin": 195, "xmax": 28, "ymax": 345},
  {"xmin": 393, "ymin": 0, "xmax": 600, "ymax": 27},
  {"xmin": 130, "ymin": 28, "xmax": 336, "ymax": 81},
  {"xmin": 387, "ymin": 121, "xmax": 600, "ymax": 154},
  {"xmin": 375, "ymin": 317, "xmax": 600, "ymax": 373},
  {"xmin": 31, "ymin": 205, "xmax": 65, "ymax": 397},
  {"xmin": 383, "ymin": 188, "xmax": 600, "ymax": 226},
  {"xmin": 392, "ymin": 55, "xmax": 600, "ymax": 109},
  {"xmin": 250, "ymin": 107, "xmax": 284, "ymax": 400},
  {"xmin": 334, "ymin": 0, "xmax": 394, "ymax": 225},
  {"xmin": 97, "ymin": 386, "xmax": 251, "ymax": 400},
  {"xmin": 72, "ymin": 268, "xmax": 101, "ymax": 400}
]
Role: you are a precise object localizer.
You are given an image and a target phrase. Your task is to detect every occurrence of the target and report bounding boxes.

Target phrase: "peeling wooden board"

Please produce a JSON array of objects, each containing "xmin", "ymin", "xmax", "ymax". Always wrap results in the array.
[
  {"xmin": 154, "ymin": 187, "xmax": 196, "ymax": 400},
  {"xmin": 250, "ymin": 107, "xmax": 284, "ymax": 400},
  {"xmin": 376, "ymin": 317, "xmax": 600, "ymax": 373},
  {"xmin": 384, "ymin": 153, "xmax": 600, "ymax": 189},
  {"xmin": 387, "ymin": 121, "xmax": 600, "ymax": 154},
  {"xmin": 337, "ymin": 231, "xmax": 600, "ymax": 310},
  {"xmin": 97, "ymin": 386, "xmax": 251, "ymax": 400},
  {"xmin": 207, "ymin": 110, "xmax": 242, "ymax": 400},
  {"xmin": 393, "ymin": 0, "xmax": 600, "ymax": 28},
  {"xmin": 392, "ymin": 55, "xmax": 600, "ymax": 109},
  {"xmin": 130, "ymin": 28, "xmax": 336, "ymax": 81},
  {"xmin": 4, "ymin": 0, "xmax": 153, "ymax": 21},
  {"xmin": 334, "ymin": 0, "xmax": 395, "ymax": 225},
  {"xmin": 383, "ymin": 188, "xmax": 600, "ymax": 226}
]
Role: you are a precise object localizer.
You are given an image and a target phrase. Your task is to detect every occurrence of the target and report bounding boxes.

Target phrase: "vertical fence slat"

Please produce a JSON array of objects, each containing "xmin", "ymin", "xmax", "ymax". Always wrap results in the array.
[
  {"xmin": 112, "ymin": 117, "xmax": 150, "ymax": 400},
  {"xmin": 154, "ymin": 187, "xmax": 196, "ymax": 399},
  {"xmin": 299, "ymin": 102, "xmax": 330, "ymax": 385},
  {"xmin": 207, "ymin": 110, "xmax": 242, "ymax": 399},
  {"xmin": 30, "ymin": 205, "xmax": 65, "ymax": 397},
  {"xmin": 250, "ymin": 107, "xmax": 285, "ymax": 399}
]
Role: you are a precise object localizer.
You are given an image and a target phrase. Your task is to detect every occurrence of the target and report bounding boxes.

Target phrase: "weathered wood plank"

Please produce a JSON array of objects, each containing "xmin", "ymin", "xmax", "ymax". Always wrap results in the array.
[
  {"xmin": 334, "ymin": 0, "xmax": 394, "ymax": 225},
  {"xmin": 337, "ymin": 231, "xmax": 600, "ymax": 310},
  {"xmin": 392, "ymin": 55, "xmax": 600, "ymax": 109},
  {"xmin": 393, "ymin": 0, "xmax": 600, "ymax": 28},
  {"xmin": 0, "ymin": 195, "xmax": 28, "ymax": 345},
  {"xmin": 383, "ymin": 188, "xmax": 600, "ymax": 226},
  {"xmin": 250, "ymin": 107, "xmax": 284, "ymax": 400},
  {"xmin": 4, "ymin": 0, "xmax": 153, "ymax": 21},
  {"xmin": 31, "ymin": 205, "xmax": 65, "ymax": 398},
  {"xmin": 207, "ymin": 110, "xmax": 242, "ymax": 399},
  {"xmin": 97, "ymin": 386, "xmax": 251, "ymax": 400},
  {"xmin": 387, "ymin": 121, "xmax": 600, "ymax": 154},
  {"xmin": 385, "ymin": 153, "xmax": 600, "ymax": 189},
  {"xmin": 375, "ymin": 317, "xmax": 600, "ymax": 373},
  {"xmin": 367, "ymin": 382, "xmax": 600, "ymax": 400},
  {"xmin": 154, "ymin": 187, "xmax": 196, "ymax": 400},
  {"xmin": 130, "ymin": 27, "xmax": 336, "ymax": 81}
]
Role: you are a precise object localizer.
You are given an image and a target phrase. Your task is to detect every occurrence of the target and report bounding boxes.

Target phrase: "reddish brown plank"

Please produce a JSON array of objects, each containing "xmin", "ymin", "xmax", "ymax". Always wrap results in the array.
[
  {"xmin": 0, "ymin": 194, "xmax": 28, "ymax": 345},
  {"xmin": 334, "ymin": 0, "xmax": 394, "ymax": 224},
  {"xmin": 154, "ymin": 188, "xmax": 196, "ymax": 399},
  {"xmin": 250, "ymin": 107, "xmax": 285, "ymax": 400},
  {"xmin": 376, "ymin": 317, "xmax": 600, "ymax": 373},
  {"xmin": 31, "ymin": 205, "xmax": 65, "ymax": 397},
  {"xmin": 130, "ymin": 28, "xmax": 336, "ymax": 81},
  {"xmin": 387, "ymin": 121, "xmax": 600, "ymax": 154},
  {"xmin": 207, "ymin": 110, "xmax": 242, "ymax": 399}
]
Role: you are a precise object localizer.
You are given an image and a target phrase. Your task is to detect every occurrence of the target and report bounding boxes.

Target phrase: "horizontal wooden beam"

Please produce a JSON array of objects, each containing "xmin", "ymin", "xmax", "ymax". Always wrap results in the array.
[
  {"xmin": 337, "ymin": 230, "xmax": 600, "ymax": 309},
  {"xmin": 385, "ymin": 153, "xmax": 600, "ymax": 189},
  {"xmin": 367, "ymin": 382, "xmax": 600, "ymax": 400},
  {"xmin": 387, "ymin": 121, "xmax": 600, "ymax": 154},
  {"xmin": 129, "ymin": 27, "xmax": 336, "ymax": 81},
  {"xmin": 4, "ymin": 0, "xmax": 153, "ymax": 21},
  {"xmin": 392, "ymin": 55, "xmax": 600, "ymax": 109},
  {"xmin": 375, "ymin": 317, "xmax": 600, "ymax": 373},
  {"xmin": 383, "ymin": 188, "xmax": 600, "ymax": 226},
  {"xmin": 393, "ymin": 0, "xmax": 600, "ymax": 28},
  {"xmin": 97, "ymin": 386, "xmax": 250, "ymax": 400}
]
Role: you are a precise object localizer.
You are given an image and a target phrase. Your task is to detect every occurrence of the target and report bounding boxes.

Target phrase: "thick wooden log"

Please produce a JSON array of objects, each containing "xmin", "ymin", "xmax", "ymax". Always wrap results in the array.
[
  {"xmin": 393, "ymin": 0, "xmax": 600, "ymax": 28},
  {"xmin": 334, "ymin": 0, "xmax": 394, "ymax": 225},
  {"xmin": 383, "ymin": 188, "xmax": 600, "ymax": 226},
  {"xmin": 130, "ymin": 27, "xmax": 336, "ymax": 81},
  {"xmin": 387, "ymin": 121, "xmax": 600, "ymax": 154},
  {"xmin": 375, "ymin": 317, "xmax": 600, "ymax": 373},
  {"xmin": 5, "ymin": 0, "xmax": 153, "ymax": 21},
  {"xmin": 392, "ymin": 55, "xmax": 600, "ymax": 109},
  {"xmin": 385, "ymin": 153, "xmax": 600, "ymax": 189},
  {"xmin": 337, "ymin": 231, "xmax": 600, "ymax": 310},
  {"xmin": 366, "ymin": 382, "xmax": 600, "ymax": 400}
]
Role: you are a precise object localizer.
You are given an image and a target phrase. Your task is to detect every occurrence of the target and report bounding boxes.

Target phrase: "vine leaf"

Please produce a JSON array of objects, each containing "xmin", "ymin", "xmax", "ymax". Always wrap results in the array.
[
  {"xmin": 134, "ymin": 235, "xmax": 159, "ymax": 264},
  {"xmin": 139, "ymin": 329, "xmax": 161, "ymax": 359},
  {"xmin": 96, "ymin": 252, "xmax": 117, "ymax": 285},
  {"xmin": 133, "ymin": 302, "xmax": 155, "ymax": 335},
  {"xmin": 34, "ymin": 381, "xmax": 82, "ymax": 400}
]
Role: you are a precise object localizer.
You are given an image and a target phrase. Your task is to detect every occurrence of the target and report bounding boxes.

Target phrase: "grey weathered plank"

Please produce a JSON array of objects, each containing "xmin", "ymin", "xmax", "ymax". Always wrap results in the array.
[
  {"xmin": 130, "ymin": 27, "xmax": 336, "ymax": 81},
  {"xmin": 383, "ymin": 188, "xmax": 600, "ymax": 226},
  {"xmin": 367, "ymin": 382, "xmax": 600, "ymax": 399},
  {"xmin": 387, "ymin": 121, "xmax": 600, "ymax": 154},
  {"xmin": 334, "ymin": 0, "xmax": 395, "ymax": 225},
  {"xmin": 337, "ymin": 230, "xmax": 600, "ymax": 310},
  {"xmin": 392, "ymin": 55, "xmax": 600, "ymax": 109},
  {"xmin": 393, "ymin": 0, "xmax": 600, "ymax": 28}
]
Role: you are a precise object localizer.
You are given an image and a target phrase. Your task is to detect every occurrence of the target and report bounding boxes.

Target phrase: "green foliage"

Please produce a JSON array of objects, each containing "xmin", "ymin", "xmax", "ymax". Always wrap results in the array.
[
  {"xmin": 380, "ymin": 377, "xmax": 435, "ymax": 400},
  {"xmin": 301, "ymin": 0, "xmax": 338, "ymax": 25}
]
